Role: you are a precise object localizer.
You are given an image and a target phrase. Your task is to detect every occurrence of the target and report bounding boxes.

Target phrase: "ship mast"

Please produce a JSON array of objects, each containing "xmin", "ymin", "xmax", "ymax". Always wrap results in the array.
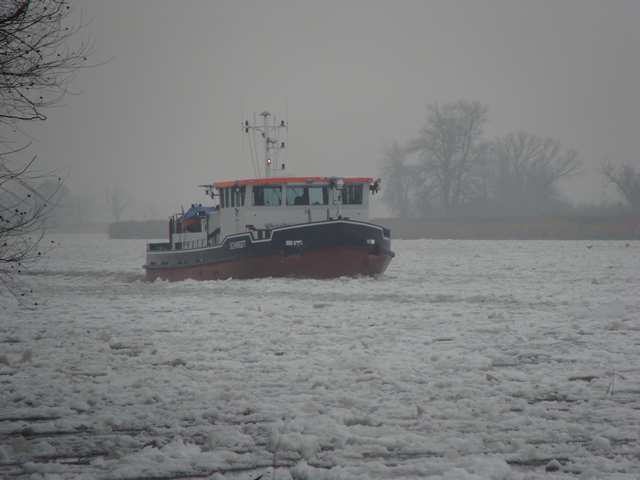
[{"xmin": 243, "ymin": 111, "xmax": 288, "ymax": 178}]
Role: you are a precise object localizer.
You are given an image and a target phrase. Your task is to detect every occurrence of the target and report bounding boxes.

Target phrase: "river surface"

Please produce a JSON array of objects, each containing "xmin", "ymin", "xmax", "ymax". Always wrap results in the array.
[{"xmin": 1, "ymin": 235, "xmax": 639, "ymax": 479}]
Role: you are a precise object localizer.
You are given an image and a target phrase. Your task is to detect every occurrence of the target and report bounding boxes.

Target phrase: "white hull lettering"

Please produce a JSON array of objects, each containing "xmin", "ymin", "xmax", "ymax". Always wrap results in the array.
[{"xmin": 229, "ymin": 240, "xmax": 246, "ymax": 250}]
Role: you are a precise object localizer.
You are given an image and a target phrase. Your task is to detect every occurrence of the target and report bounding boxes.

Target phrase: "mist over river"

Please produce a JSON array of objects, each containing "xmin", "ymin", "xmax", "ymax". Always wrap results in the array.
[{"xmin": 2, "ymin": 235, "xmax": 639, "ymax": 479}]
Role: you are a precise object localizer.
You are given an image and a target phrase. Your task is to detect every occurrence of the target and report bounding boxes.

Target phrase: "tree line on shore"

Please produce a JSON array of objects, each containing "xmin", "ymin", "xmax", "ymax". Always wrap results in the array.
[{"xmin": 380, "ymin": 100, "xmax": 640, "ymax": 218}]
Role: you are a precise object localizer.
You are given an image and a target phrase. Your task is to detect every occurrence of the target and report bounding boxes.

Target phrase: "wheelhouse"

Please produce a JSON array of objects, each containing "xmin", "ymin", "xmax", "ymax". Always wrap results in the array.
[
  {"xmin": 213, "ymin": 177, "xmax": 373, "ymax": 208},
  {"xmin": 150, "ymin": 176, "xmax": 378, "ymax": 253}
]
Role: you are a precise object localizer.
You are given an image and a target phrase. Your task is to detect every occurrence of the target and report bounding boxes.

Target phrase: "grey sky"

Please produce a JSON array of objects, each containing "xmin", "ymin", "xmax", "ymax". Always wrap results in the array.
[{"xmin": 32, "ymin": 0, "xmax": 640, "ymax": 218}]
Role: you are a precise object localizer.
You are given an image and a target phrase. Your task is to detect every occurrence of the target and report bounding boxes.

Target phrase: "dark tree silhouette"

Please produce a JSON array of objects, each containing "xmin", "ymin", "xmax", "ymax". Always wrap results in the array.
[
  {"xmin": 0, "ymin": 147, "xmax": 62, "ymax": 293},
  {"xmin": 106, "ymin": 186, "xmax": 130, "ymax": 223},
  {"xmin": 0, "ymin": 0, "xmax": 90, "ymax": 125},
  {"xmin": 601, "ymin": 162, "xmax": 640, "ymax": 211},
  {"xmin": 0, "ymin": 0, "xmax": 90, "ymax": 294},
  {"xmin": 490, "ymin": 132, "xmax": 580, "ymax": 214},
  {"xmin": 381, "ymin": 141, "xmax": 412, "ymax": 217},
  {"xmin": 409, "ymin": 101, "xmax": 488, "ymax": 213}
]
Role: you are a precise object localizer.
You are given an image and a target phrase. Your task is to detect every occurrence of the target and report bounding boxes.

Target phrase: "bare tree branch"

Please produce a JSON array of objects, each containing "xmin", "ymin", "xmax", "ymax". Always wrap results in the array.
[
  {"xmin": 0, "ymin": 0, "xmax": 91, "ymax": 129},
  {"xmin": 0, "ymin": 1, "xmax": 90, "ymax": 297},
  {"xmin": 409, "ymin": 100, "xmax": 488, "ymax": 213},
  {"xmin": 488, "ymin": 132, "xmax": 580, "ymax": 214},
  {"xmin": 601, "ymin": 162, "xmax": 640, "ymax": 211}
]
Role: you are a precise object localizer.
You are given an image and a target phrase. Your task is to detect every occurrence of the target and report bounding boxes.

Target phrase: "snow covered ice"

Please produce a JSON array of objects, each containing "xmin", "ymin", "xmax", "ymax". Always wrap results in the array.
[{"xmin": 1, "ymin": 235, "xmax": 639, "ymax": 479}]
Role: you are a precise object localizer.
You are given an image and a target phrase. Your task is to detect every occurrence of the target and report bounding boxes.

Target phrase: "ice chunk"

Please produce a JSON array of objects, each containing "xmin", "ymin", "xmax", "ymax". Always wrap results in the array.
[{"xmin": 591, "ymin": 436, "xmax": 611, "ymax": 452}]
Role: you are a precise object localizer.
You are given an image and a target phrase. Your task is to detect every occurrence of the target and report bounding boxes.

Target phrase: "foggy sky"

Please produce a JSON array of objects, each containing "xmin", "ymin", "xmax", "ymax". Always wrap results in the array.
[{"xmin": 32, "ymin": 0, "xmax": 640, "ymax": 219}]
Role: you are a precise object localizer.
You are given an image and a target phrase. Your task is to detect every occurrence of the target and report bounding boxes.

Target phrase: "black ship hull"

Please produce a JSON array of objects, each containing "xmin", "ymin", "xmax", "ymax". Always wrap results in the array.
[{"xmin": 144, "ymin": 219, "xmax": 394, "ymax": 281}]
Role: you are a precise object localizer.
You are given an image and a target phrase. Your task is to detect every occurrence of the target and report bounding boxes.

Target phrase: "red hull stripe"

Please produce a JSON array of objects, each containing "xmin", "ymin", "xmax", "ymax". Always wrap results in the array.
[
  {"xmin": 212, "ymin": 177, "xmax": 373, "ymax": 189},
  {"xmin": 145, "ymin": 247, "xmax": 391, "ymax": 282}
]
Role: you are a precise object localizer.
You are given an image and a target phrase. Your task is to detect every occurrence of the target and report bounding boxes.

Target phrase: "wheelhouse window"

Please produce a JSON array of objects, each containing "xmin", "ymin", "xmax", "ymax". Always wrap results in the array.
[
  {"xmin": 253, "ymin": 185, "xmax": 282, "ymax": 206},
  {"xmin": 220, "ymin": 187, "xmax": 246, "ymax": 208},
  {"xmin": 286, "ymin": 186, "xmax": 308, "ymax": 205},
  {"xmin": 285, "ymin": 186, "xmax": 328, "ymax": 206},
  {"xmin": 342, "ymin": 184, "xmax": 363, "ymax": 205},
  {"xmin": 232, "ymin": 186, "xmax": 245, "ymax": 207},
  {"xmin": 309, "ymin": 186, "xmax": 329, "ymax": 205}
]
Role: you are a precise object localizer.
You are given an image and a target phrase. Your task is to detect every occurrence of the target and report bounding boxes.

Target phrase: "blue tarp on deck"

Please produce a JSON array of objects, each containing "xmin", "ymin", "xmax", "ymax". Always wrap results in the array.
[{"xmin": 183, "ymin": 204, "xmax": 216, "ymax": 219}]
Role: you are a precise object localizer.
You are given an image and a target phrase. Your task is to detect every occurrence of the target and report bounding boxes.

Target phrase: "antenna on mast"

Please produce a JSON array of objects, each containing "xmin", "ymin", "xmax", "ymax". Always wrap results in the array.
[{"xmin": 243, "ymin": 110, "xmax": 288, "ymax": 178}]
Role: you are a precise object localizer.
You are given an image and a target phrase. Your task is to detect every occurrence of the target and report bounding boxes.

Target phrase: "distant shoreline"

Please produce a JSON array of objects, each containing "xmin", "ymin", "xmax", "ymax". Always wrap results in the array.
[
  {"xmin": 378, "ymin": 216, "xmax": 640, "ymax": 240},
  {"xmin": 100, "ymin": 215, "xmax": 640, "ymax": 241}
]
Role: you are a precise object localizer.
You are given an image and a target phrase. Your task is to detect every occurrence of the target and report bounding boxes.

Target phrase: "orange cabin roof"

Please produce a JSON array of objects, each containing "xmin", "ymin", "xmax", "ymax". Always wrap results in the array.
[{"xmin": 212, "ymin": 176, "xmax": 373, "ymax": 189}]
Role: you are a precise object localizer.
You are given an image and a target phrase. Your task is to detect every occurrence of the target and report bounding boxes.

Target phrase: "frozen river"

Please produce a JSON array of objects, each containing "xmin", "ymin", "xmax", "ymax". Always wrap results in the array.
[{"xmin": 1, "ymin": 235, "xmax": 639, "ymax": 479}]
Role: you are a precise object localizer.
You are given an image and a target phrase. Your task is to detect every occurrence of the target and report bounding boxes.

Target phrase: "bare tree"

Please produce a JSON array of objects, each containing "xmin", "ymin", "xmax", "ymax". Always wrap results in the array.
[
  {"xmin": 36, "ymin": 177, "xmax": 70, "ymax": 224},
  {"xmin": 381, "ymin": 141, "xmax": 412, "ymax": 217},
  {"xmin": 0, "ymin": 148, "xmax": 61, "ymax": 293},
  {"xmin": 490, "ymin": 132, "xmax": 580, "ymax": 214},
  {"xmin": 409, "ymin": 100, "xmax": 488, "ymax": 213},
  {"xmin": 106, "ymin": 186, "xmax": 129, "ymax": 223},
  {"xmin": 0, "ymin": 0, "xmax": 90, "ymax": 294},
  {"xmin": 0, "ymin": 0, "xmax": 90, "ymax": 126},
  {"xmin": 601, "ymin": 162, "xmax": 640, "ymax": 211}
]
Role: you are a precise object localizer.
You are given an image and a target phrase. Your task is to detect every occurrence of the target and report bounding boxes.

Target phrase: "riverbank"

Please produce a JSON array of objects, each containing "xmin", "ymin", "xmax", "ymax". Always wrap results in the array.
[
  {"xmin": 379, "ymin": 215, "xmax": 640, "ymax": 240},
  {"xmin": 105, "ymin": 215, "xmax": 640, "ymax": 240}
]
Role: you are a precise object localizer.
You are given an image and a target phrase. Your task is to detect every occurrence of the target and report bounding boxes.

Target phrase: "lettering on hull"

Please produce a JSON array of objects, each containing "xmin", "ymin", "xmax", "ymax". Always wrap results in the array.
[{"xmin": 228, "ymin": 240, "xmax": 246, "ymax": 250}]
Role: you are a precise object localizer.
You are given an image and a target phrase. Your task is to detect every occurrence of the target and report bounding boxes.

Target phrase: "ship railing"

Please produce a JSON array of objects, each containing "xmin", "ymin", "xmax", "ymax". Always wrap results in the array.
[{"xmin": 147, "ymin": 242, "xmax": 172, "ymax": 252}]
